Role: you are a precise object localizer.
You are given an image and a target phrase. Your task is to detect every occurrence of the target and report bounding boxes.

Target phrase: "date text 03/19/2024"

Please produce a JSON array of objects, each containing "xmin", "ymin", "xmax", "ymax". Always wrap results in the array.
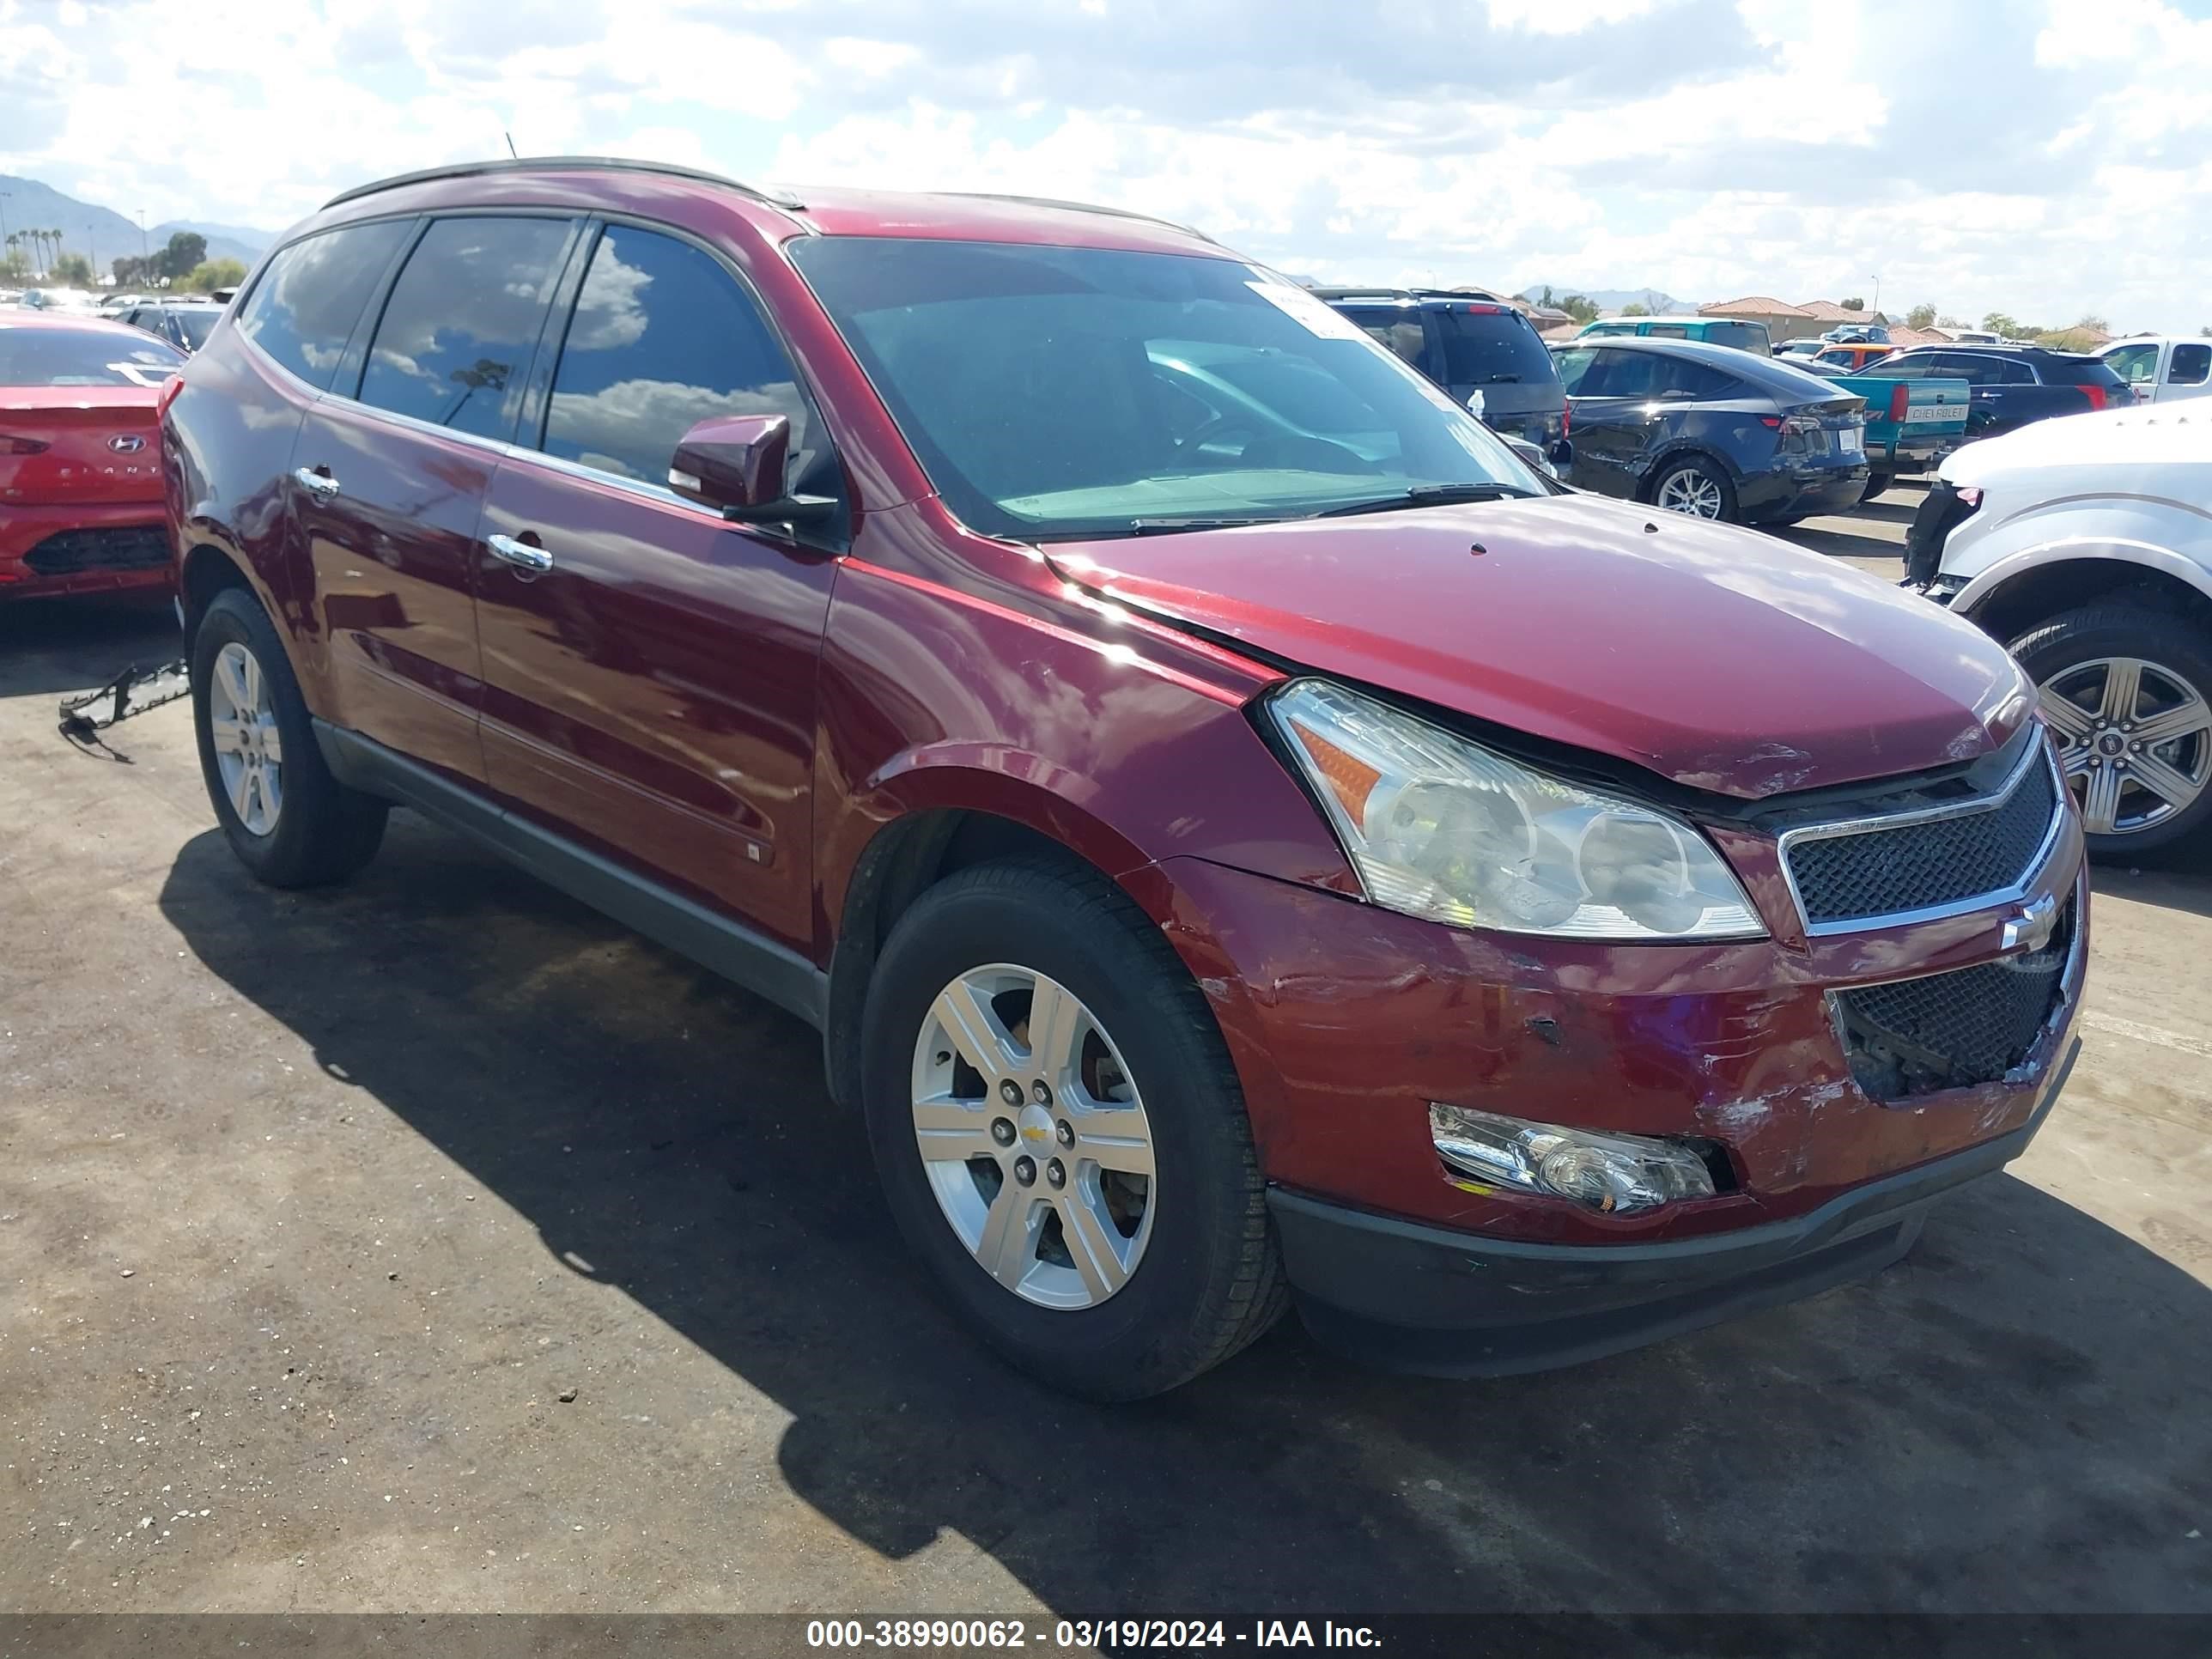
[{"xmin": 804, "ymin": 1619, "xmax": 1382, "ymax": 1649}]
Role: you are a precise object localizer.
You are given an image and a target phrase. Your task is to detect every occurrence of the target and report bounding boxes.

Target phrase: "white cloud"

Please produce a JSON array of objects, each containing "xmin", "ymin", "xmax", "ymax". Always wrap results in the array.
[{"xmin": 1, "ymin": 0, "xmax": 2206, "ymax": 333}]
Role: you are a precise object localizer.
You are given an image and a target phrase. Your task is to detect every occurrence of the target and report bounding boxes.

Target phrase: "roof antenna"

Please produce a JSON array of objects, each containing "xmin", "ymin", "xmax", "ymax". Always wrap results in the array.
[{"xmin": 503, "ymin": 131, "xmax": 519, "ymax": 159}]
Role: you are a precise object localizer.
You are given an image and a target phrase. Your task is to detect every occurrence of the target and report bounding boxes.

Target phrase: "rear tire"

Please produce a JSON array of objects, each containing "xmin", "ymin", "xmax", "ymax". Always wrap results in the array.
[
  {"xmin": 1649, "ymin": 456, "xmax": 1738, "ymax": 523},
  {"xmin": 2007, "ymin": 603, "xmax": 2212, "ymax": 860},
  {"xmin": 1861, "ymin": 471, "xmax": 1893, "ymax": 503},
  {"xmin": 191, "ymin": 587, "xmax": 387, "ymax": 887},
  {"xmin": 860, "ymin": 858, "xmax": 1285, "ymax": 1401}
]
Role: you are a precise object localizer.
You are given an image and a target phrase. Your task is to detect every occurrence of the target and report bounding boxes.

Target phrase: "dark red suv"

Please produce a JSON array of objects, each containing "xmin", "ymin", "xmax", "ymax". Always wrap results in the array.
[{"xmin": 161, "ymin": 159, "xmax": 2086, "ymax": 1399}]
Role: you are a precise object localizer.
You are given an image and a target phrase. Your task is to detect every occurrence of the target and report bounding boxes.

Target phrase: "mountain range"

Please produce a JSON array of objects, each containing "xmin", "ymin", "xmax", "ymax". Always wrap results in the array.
[
  {"xmin": 1521, "ymin": 284, "xmax": 1703, "ymax": 315},
  {"xmin": 1, "ymin": 174, "xmax": 273, "ymax": 271}
]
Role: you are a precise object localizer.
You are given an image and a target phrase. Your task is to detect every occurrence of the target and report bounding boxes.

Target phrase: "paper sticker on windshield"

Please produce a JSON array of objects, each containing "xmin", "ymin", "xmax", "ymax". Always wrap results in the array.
[{"xmin": 1246, "ymin": 281, "xmax": 1376, "ymax": 345}]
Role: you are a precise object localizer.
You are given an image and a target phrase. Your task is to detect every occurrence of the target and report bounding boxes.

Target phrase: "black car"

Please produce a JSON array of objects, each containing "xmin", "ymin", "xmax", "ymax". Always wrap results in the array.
[
  {"xmin": 1874, "ymin": 344, "xmax": 2129, "ymax": 438},
  {"xmin": 1548, "ymin": 337, "xmax": 1869, "ymax": 525},
  {"xmin": 1317, "ymin": 287, "xmax": 1571, "ymax": 465},
  {"xmin": 114, "ymin": 300, "xmax": 222, "ymax": 355}
]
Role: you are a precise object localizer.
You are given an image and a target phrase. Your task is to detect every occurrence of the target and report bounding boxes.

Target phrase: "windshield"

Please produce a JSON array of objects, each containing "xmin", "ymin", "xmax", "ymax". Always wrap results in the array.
[
  {"xmin": 171, "ymin": 308, "xmax": 218, "ymax": 350},
  {"xmin": 791, "ymin": 238, "xmax": 1539, "ymax": 540},
  {"xmin": 0, "ymin": 324, "xmax": 184, "ymax": 386}
]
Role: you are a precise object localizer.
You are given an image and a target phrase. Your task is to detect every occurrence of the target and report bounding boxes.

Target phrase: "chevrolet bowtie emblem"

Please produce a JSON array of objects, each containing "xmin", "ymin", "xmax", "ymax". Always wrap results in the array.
[{"xmin": 2001, "ymin": 892, "xmax": 2059, "ymax": 954}]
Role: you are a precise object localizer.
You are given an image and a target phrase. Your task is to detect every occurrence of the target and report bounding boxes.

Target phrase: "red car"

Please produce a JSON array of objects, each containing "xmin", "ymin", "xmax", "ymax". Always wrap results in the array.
[
  {"xmin": 161, "ymin": 160, "xmax": 2086, "ymax": 1399},
  {"xmin": 2, "ymin": 310, "xmax": 183, "ymax": 598}
]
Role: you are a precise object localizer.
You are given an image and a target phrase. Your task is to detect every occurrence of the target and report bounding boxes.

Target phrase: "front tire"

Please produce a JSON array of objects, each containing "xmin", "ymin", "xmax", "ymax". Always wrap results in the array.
[
  {"xmin": 1861, "ymin": 471, "xmax": 1893, "ymax": 503},
  {"xmin": 2008, "ymin": 603, "xmax": 2212, "ymax": 860},
  {"xmin": 191, "ymin": 587, "xmax": 388, "ymax": 887},
  {"xmin": 860, "ymin": 858, "xmax": 1285, "ymax": 1400},
  {"xmin": 1650, "ymin": 456, "xmax": 1737, "ymax": 523}
]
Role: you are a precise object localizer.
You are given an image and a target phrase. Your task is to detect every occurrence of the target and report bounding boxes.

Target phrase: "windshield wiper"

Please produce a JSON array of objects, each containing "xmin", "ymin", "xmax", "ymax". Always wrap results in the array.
[
  {"xmin": 1308, "ymin": 483, "xmax": 1536, "ymax": 520},
  {"xmin": 1126, "ymin": 515, "xmax": 1279, "ymax": 535}
]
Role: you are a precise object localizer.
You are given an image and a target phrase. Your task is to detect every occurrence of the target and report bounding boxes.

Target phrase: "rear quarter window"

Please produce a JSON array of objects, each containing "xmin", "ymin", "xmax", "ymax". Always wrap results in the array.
[
  {"xmin": 1334, "ymin": 307, "xmax": 1427, "ymax": 368},
  {"xmin": 1703, "ymin": 320, "xmax": 1770, "ymax": 353},
  {"xmin": 235, "ymin": 218, "xmax": 414, "ymax": 390}
]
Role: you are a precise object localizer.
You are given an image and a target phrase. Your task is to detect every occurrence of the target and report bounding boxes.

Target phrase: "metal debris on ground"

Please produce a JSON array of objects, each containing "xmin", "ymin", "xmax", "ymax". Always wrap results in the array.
[{"xmin": 58, "ymin": 658, "xmax": 191, "ymax": 745}]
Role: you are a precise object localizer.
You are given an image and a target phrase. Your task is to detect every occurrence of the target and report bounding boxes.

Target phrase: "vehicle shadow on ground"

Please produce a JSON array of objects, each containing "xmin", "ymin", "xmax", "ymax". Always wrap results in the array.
[
  {"xmin": 0, "ymin": 592, "xmax": 178, "ymax": 699},
  {"xmin": 155, "ymin": 819, "xmax": 2212, "ymax": 1613}
]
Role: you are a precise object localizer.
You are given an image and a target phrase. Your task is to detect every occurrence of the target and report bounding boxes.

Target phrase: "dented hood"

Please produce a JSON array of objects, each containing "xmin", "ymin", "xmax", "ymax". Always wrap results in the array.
[{"xmin": 1048, "ymin": 494, "xmax": 2029, "ymax": 799}]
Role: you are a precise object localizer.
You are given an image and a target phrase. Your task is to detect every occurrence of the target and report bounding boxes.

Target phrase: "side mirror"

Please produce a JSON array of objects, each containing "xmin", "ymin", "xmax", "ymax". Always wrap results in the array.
[
  {"xmin": 1546, "ymin": 438, "xmax": 1573, "ymax": 471},
  {"xmin": 668, "ymin": 414, "xmax": 835, "ymax": 524}
]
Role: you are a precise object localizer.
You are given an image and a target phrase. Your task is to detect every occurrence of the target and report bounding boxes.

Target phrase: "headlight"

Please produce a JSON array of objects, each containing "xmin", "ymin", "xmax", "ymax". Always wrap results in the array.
[
  {"xmin": 1430, "ymin": 1103, "xmax": 1718, "ymax": 1214},
  {"xmin": 1269, "ymin": 679, "xmax": 1763, "ymax": 940}
]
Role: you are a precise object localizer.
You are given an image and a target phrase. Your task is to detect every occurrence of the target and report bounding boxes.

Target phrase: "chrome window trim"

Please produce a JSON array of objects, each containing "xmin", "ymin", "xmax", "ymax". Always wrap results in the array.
[{"xmin": 1776, "ymin": 735, "xmax": 2067, "ymax": 937}]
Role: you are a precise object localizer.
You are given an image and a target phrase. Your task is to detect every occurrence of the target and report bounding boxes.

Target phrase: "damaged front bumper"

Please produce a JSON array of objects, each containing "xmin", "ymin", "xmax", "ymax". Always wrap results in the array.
[{"xmin": 1267, "ymin": 1046, "xmax": 2071, "ymax": 1377}]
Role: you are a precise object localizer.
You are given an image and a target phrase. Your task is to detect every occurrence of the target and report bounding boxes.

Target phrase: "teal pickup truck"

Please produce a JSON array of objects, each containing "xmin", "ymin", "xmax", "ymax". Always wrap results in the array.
[{"xmin": 1807, "ymin": 362, "xmax": 1970, "ymax": 501}]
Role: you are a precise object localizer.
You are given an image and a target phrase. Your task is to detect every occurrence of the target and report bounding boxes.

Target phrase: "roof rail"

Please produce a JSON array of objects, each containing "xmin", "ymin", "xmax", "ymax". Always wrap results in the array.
[
  {"xmin": 323, "ymin": 156, "xmax": 806, "ymax": 213},
  {"xmin": 1308, "ymin": 285, "xmax": 1506, "ymax": 303},
  {"xmin": 939, "ymin": 192, "xmax": 1215, "ymax": 244}
]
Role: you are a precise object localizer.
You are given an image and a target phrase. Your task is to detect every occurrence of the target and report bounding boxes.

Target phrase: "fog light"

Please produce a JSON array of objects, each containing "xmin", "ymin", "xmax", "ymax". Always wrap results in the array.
[{"xmin": 1429, "ymin": 1103, "xmax": 1717, "ymax": 1215}]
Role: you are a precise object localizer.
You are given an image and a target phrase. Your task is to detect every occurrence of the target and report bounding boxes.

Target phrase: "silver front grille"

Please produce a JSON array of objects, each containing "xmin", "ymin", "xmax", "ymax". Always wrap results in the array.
[{"xmin": 1779, "ymin": 740, "xmax": 2067, "ymax": 935}]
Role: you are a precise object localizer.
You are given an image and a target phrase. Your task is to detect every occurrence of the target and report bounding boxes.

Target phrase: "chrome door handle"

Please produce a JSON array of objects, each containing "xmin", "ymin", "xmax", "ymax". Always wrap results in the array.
[
  {"xmin": 291, "ymin": 466, "xmax": 339, "ymax": 501},
  {"xmin": 486, "ymin": 532, "xmax": 553, "ymax": 574}
]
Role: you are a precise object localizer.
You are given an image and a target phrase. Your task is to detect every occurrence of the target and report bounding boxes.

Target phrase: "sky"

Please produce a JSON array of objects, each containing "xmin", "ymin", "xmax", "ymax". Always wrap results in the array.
[{"xmin": 3, "ymin": 0, "xmax": 2208, "ymax": 333}]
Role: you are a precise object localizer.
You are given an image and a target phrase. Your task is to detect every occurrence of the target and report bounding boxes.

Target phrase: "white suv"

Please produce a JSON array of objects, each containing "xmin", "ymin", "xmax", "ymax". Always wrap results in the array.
[{"xmin": 1910, "ymin": 403, "xmax": 2212, "ymax": 856}]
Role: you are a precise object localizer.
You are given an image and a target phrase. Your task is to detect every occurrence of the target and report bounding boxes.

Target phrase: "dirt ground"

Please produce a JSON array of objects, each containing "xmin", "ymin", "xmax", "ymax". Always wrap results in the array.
[{"xmin": 3, "ymin": 490, "xmax": 2209, "ymax": 1618}]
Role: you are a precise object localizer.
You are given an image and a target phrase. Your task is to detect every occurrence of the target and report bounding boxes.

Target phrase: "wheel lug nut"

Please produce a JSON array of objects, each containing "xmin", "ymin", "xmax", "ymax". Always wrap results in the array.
[
  {"xmin": 998, "ymin": 1079, "xmax": 1022, "ymax": 1107},
  {"xmin": 1013, "ymin": 1156, "xmax": 1036, "ymax": 1187},
  {"xmin": 1046, "ymin": 1158, "xmax": 1066, "ymax": 1189},
  {"xmin": 1030, "ymin": 1079, "xmax": 1052, "ymax": 1106},
  {"xmin": 990, "ymin": 1117, "xmax": 1015, "ymax": 1147},
  {"xmin": 1055, "ymin": 1120, "xmax": 1074, "ymax": 1148}
]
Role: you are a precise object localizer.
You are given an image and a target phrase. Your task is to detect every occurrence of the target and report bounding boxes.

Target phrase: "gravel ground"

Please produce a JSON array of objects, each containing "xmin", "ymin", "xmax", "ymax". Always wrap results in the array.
[{"xmin": 3, "ymin": 493, "xmax": 2208, "ymax": 1619}]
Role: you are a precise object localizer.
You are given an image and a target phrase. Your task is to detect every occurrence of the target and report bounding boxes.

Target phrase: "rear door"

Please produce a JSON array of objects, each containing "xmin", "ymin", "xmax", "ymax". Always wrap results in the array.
[
  {"xmin": 1938, "ymin": 352, "xmax": 2039, "ymax": 434},
  {"xmin": 290, "ymin": 213, "xmax": 580, "ymax": 781},
  {"xmin": 473, "ymin": 220, "xmax": 842, "ymax": 952}
]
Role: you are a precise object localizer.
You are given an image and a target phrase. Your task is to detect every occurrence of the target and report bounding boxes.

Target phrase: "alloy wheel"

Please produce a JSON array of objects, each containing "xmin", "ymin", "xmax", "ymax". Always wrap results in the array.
[
  {"xmin": 1656, "ymin": 466, "xmax": 1724, "ymax": 518},
  {"xmin": 208, "ymin": 641, "xmax": 283, "ymax": 836},
  {"xmin": 909, "ymin": 963, "xmax": 1157, "ymax": 1310},
  {"xmin": 2039, "ymin": 655, "xmax": 2212, "ymax": 835}
]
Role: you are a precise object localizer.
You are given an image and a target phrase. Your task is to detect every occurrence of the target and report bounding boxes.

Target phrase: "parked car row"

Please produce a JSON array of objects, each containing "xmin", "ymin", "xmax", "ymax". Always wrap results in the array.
[{"xmin": 102, "ymin": 159, "xmax": 2090, "ymax": 1406}]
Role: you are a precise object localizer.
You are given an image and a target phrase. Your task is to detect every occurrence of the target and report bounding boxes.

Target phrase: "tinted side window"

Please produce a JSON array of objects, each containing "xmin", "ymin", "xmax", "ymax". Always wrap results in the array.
[
  {"xmin": 1705, "ymin": 320, "xmax": 1768, "ymax": 353},
  {"xmin": 1873, "ymin": 355, "xmax": 1933, "ymax": 380},
  {"xmin": 1552, "ymin": 347, "xmax": 1596, "ymax": 394},
  {"xmin": 1437, "ymin": 308, "xmax": 1558, "ymax": 387},
  {"xmin": 1583, "ymin": 349, "xmax": 1660, "ymax": 399},
  {"xmin": 2172, "ymin": 344, "xmax": 2211, "ymax": 386},
  {"xmin": 1936, "ymin": 354, "xmax": 2002, "ymax": 385},
  {"xmin": 1336, "ymin": 307, "xmax": 1427, "ymax": 368},
  {"xmin": 1645, "ymin": 325, "xmax": 1691, "ymax": 338},
  {"xmin": 1656, "ymin": 360, "xmax": 1736, "ymax": 399},
  {"xmin": 542, "ymin": 225, "xmax": 824, "ymax": 493},
  {"xmin": 234, "ymin": 219, "xmax": 412, "ymax": 390},
  {"xmin": 357, "ymin": 216, "xmax": 571, "ymax": 442}
]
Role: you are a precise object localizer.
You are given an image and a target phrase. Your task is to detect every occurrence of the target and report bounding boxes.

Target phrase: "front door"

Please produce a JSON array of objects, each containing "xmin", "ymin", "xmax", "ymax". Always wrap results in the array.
[
  {"xmin": 473, "ymin": 222, "xmax": 842, "ymax": 953},
  {"xmin": 289, "ymin": 212, "xmax": 580, "ymax": 781},
  {"xmin": 1556, "ymin": 346, "xmax": 1664, "ymax": 498}
]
